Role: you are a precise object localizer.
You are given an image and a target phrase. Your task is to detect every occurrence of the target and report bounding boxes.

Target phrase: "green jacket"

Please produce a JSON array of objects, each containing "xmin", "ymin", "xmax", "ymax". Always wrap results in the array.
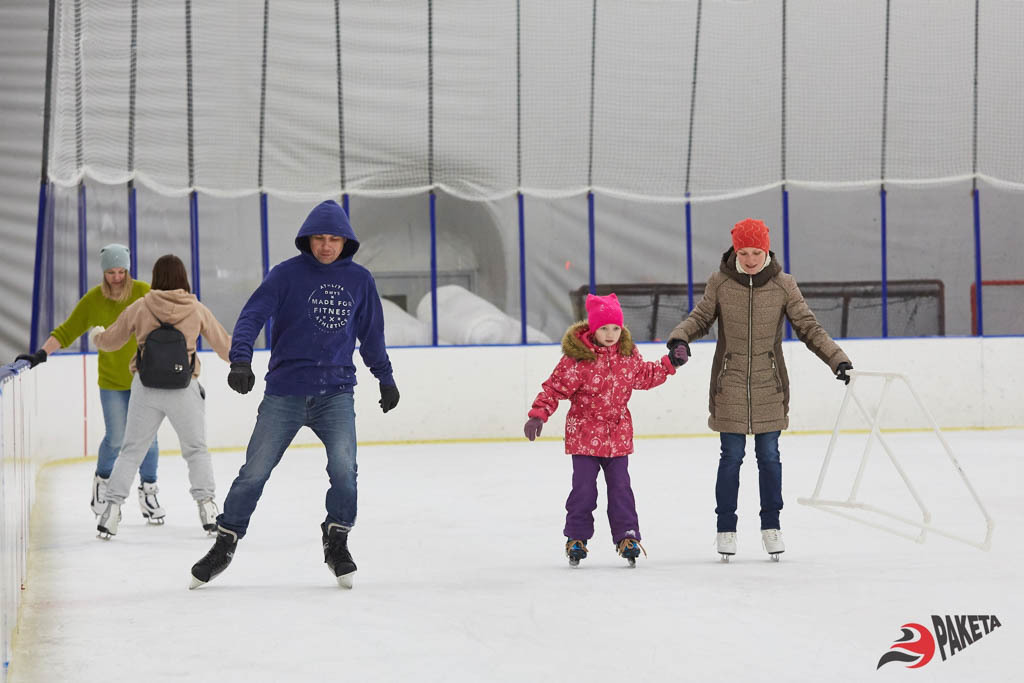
[{"xmin": 51, "ymin": 280, "xmax": 151, "ymax": 390}]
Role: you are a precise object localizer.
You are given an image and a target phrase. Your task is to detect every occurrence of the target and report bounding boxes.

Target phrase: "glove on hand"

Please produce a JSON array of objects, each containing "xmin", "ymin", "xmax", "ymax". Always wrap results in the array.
[
  {"xmin": 88, "ymin": 326, "xmax": 105, "ymax": 348},
  {"xmin": 227, "ymin": 362, "xmax": 256, "ymax": 394},
  {"xmin": 524, "ymin": 417, "xmax": 544, "ymax": 441},
  {"xmin": 379, "ymin": 384, "xmax": 400, "ymax": 413},
  {"xmin": 14, "ymin": 349, "xmax": 47, "ymax": 368},
  {"xmin": 835, "ymin": 361, "xmax": 853, "ymax": 385},
  {"xmin": 667, "ymin": 339, "xmax": 691, "ymax": 367}
]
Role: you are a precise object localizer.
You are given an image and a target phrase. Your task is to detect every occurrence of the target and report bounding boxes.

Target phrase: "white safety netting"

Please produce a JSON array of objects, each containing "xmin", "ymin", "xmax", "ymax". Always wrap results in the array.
[{"xmin": 46, "ymin": 0, "xmax": 1024, "ymax": 202}]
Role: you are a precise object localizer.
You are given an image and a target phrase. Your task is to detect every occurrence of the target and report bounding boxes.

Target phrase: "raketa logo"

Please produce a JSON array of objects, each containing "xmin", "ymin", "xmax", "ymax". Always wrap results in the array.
[{"xmin": 876, "ymin": 615, "xmax": 1002, "ymax": 669}]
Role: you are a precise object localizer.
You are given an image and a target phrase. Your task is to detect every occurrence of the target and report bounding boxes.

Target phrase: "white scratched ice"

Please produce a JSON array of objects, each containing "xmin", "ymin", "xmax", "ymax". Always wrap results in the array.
[{"xmin": 9, "ymin": 430, "xmax": 1023, "ymax": 682}]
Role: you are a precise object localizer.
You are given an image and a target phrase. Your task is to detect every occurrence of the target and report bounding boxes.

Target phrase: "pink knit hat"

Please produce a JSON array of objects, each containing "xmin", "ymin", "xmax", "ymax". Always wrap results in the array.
[
  {"xmin": 586, "ymin": 293, "xmax": 624, "ymax": 330},
  {"xmin": 731, "ymin": 218, "xmax": 770, "ymax": 252}
]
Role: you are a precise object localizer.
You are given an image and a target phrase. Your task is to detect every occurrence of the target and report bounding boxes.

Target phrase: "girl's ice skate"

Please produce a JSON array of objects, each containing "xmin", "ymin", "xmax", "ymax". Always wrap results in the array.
[
  {"xmin": 96, "ymin": 501, "xmax": 121, "ymax": 539},
  {"xmin": 90, "ymin": 475, "xmax": 109, "ymax": 516},
  {"xmin": 137, "ymin": 482, "xmax": 166, "ymax": 524},
  {"xmin": 716, "ymin": 531, "xmax": 737, "ymax": 562},
  {"xmin": 565, "ymin": 538, "xmax": 588, "ymax": 567},
  {"xmin": 761, "ymin": 528, "xmax": 785, "ymax": 561},
  {"xmin": 615, "ymin": 538, "xmax": 646, "ymax": 568},
  {"xmin": 197, "ymin": 498, "xmax": 219, "ymax": 534}
]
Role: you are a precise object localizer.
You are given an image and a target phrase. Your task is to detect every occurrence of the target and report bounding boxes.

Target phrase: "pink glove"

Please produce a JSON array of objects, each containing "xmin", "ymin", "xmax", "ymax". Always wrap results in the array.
[{"xmin": 524, "ymin": 417, "xmax": 544, "ymax": 441}]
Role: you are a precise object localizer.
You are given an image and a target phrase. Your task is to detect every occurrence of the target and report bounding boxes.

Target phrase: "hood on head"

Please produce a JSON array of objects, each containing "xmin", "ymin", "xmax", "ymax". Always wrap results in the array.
[
  {"xmin": 560, "ymin": 321, "xmax": 635, "ymax": 361},
  {"xmin": 295, "ymin": 200, "xmax": 360, "ymax": 261}
]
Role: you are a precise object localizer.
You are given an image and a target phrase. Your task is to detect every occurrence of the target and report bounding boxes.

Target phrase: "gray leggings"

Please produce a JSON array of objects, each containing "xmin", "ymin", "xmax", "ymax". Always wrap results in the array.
[{"xmin": 105, "ymin": 374, "xmax": 215, "ymax": 503}]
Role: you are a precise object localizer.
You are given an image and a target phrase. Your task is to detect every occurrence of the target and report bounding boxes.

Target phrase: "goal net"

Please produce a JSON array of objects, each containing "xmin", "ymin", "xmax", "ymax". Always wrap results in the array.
[
  {"xmin": 971, "ymin": 280, "xmax": 1024, "ymax": 335},
  {"xmin": 569, "ymin": 279, "xmax": 945, "ymax": 341}
]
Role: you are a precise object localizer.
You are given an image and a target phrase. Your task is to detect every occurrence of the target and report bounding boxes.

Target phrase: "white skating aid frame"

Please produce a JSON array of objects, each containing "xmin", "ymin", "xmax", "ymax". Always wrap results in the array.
[{"xmin": 797, "ymin": 370, "xmax": 995, "ymax": 551}]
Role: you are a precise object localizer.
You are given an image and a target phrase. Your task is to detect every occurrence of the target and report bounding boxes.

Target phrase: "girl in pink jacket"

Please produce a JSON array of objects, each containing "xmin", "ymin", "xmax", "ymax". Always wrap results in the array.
[{"xmin": 524, "ymin": 293, "xmax": 678, "ymax": 567}]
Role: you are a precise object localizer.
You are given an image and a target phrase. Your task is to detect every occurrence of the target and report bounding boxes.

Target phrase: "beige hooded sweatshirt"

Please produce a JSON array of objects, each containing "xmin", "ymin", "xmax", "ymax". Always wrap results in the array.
[{"xmin": 94, "ymin": 289, "xmax": 231, "ymax": 377}]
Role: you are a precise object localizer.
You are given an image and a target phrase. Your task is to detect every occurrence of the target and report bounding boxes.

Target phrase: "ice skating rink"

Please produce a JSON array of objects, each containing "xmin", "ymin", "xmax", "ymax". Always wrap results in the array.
[{"xmin": 9, "ymin": 429, "xmax": 1023, "ymax": 682}]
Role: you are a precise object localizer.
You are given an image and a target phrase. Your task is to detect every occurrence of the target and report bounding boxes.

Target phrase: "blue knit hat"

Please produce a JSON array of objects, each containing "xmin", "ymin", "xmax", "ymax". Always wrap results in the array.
[{"xmin": 100, "ymin": 244, "xmax": 131, "ymax": 272}]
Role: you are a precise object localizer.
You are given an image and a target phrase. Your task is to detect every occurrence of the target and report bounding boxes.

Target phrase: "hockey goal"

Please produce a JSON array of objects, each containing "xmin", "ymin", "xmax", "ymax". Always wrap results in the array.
[
  {"xmin": 569, "ymin": 279, "xmax": 945, "ymax": 341},
  {"xmin": 970, "ymin": 279, "xmax": 1024, "ymax": 335},
  {"xmin": 797, "ymin": 370, "xmax": 994, "ymax": 551}
]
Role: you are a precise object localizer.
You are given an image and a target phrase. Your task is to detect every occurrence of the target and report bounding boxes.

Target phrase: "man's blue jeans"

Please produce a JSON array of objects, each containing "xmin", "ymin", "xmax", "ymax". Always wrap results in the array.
[
  {"xmin": 715, "ymin": 431, "xmax": 783, "ymax": 532},
  {"xmin": 97, "ymin": 388, "xmax": 159, "ymax": 483},
  {"xmin": 218, "ymin": 391, "xmax": 357, "ymax": 539}
]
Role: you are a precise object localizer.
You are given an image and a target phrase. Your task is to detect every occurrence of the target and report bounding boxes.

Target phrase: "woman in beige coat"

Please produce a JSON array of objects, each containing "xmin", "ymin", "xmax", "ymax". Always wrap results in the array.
[
  {"xmin": 666, "ymin": 218, "xmax": 852, "ymax": 561},
  {"xmin": 91, "ymin": 254, "xmax": 232, "ymax": 539}
]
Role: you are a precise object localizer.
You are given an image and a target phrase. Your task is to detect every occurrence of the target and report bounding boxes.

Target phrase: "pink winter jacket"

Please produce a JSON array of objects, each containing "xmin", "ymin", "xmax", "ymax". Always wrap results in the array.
[
  {"xmin": 94, "ymin": 289, "xmax": 231, "ymax": 378},
  {"xmin": 528, "ymin": 322, "xmax": 676, "ymax": 458}
]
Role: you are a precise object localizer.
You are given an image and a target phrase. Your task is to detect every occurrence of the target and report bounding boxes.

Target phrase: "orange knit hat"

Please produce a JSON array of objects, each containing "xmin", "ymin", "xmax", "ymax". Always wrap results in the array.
[{"xmin": 731, "ymin": 218, "xmax": 770, "ymax": 252}]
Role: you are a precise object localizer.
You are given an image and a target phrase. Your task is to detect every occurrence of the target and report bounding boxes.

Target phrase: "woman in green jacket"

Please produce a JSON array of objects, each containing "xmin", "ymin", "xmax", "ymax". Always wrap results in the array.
[{"xmin": 17, "ymin": 244, "xmax": 164, "ymax": 523}]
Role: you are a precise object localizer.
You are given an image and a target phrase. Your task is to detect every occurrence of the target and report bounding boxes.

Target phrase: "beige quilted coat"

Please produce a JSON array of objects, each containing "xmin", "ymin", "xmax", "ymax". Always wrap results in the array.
[{"xmin": 668, "ymin": 249, "xmax": 850, "ymax": 435}]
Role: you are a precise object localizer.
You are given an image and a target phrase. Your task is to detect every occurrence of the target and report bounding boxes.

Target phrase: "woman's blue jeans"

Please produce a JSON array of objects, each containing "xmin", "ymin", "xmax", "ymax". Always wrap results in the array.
[
  {"xmin": 715, "ymin": 431, "xmax": 782, "ymax": 532},
  {"xmin": 97, "ymin": 388, "xmax": 159, "ymax": 483},
  {"xmin": 218, "ymin": 391, "xmax": 357, "ymax": 539}
]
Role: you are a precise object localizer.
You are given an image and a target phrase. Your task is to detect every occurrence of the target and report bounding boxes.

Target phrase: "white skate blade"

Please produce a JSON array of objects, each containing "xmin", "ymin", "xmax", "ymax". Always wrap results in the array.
[
  {"xmin": 189, "ymin": 576, "xmax": 206, "ymax": 590},
  {"xmin": 769, "ymin": 553, "xmax": 782, "ymax": 562},
  {"xmin": 97, "ymin": 531, "xmax": 113, "ymax": 540},
  {"xmin": 336, "ymin": 571, "xmax": 355, "ymax": 589},
  {"xmin": 719, "ymin": 554, "xmax": 732, "ymax": 563}
]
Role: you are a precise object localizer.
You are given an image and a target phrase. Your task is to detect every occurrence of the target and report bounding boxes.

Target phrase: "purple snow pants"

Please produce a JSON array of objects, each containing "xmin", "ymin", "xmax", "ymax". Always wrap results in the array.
[{"xmin": 563, "ymin": 454, "xmax": 640, "ymax": 544}]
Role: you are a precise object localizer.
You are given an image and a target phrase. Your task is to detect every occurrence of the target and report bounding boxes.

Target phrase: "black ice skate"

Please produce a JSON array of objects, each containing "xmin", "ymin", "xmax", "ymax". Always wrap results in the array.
[
  {"xmin": 321, "ymin": 522, "xmax": 357, "ymax": 589},
  {"xmin": 615, "ymin": 538, "xmax": 646, "ymax": 568},
  {"xmin": 189, "ymin": 526, "xmax": 238, "ymax": 590},
  {"xmin": 565, "ymin": 538, "xmax": 588, "ymax": 567}
]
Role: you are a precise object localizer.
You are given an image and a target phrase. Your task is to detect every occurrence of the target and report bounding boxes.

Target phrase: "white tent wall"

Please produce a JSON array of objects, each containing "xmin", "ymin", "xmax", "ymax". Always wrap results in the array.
[
  {"xmin": 0, "ymin": 0, "xmax": 48, "ymax": 362},
  {"xmin": 6, "ymin": 0, "xmax": 1024, "ymax": 360}
]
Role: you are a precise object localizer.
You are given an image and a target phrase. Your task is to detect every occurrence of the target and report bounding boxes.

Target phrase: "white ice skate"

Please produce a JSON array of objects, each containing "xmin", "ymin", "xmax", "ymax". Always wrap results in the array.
[
  {"xmin": 97, "ymin": 501, "xmax": 122, "ymax": 539},
  {"xmin": 761, "ymin": 529, "xmax": 785, "ymax": 561},
  {"xmin": 197, "ymin": 498, "xmax": 219, "ymax": 534},
  {"xmin": 90, "ymin": 474, "xmax": 109, "ymax": 516},
  {"xmin": 716, "ymin": 532, "xmax": 737, "ymax": 562},
  {"xmin": 138, "ymin": 482, "xmax": 166, "ymax": 524}
]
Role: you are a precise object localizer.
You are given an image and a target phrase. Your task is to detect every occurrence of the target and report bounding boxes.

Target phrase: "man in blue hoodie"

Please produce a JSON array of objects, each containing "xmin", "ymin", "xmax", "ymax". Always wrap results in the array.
[{"xmin": 190, "ymin": 200, "xmax": 399, "ymax": 590}]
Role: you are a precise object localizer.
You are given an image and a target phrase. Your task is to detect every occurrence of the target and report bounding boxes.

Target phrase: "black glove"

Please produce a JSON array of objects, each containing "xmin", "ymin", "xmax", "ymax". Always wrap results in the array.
[
  {"xmin": 666, "ymin": 339, "xmax": 691, "ymax": 367},
  {"xmin": 835, "ymin": 361, "xmax": 853, "ymax": 385},
  {"xmin": 227, "ymin": 362, "xmax": 256, "ymax": 394},
  {"xmin": 379, "ymin": 384, "xmax": 400, "ymax": 413},
  {"xmin": 15, "ymin": 349, "xmax": 47, "ymax": 368}
]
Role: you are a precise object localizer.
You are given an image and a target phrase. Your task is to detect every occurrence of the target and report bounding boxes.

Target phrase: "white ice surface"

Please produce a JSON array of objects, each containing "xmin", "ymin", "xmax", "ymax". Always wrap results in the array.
[{"xmin": 10, "ymin": 430, "xmax": 1024, "ymax": 682}]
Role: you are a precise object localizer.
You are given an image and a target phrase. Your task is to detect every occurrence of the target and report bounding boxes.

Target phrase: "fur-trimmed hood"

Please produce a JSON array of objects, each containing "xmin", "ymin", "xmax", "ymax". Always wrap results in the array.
[{"xmin": 560, "ymin": 321, "xmax": 636, "ymax": 361}]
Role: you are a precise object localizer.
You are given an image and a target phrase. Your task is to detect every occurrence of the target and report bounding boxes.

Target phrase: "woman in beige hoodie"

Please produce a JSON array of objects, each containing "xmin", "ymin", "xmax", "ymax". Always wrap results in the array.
[{"xmin": 91, "ymin": 254, "xmax": 232, "ymax": 539}]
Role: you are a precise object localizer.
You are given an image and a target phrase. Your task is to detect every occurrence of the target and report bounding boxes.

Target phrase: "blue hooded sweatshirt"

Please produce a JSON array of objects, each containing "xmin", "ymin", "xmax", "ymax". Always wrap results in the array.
[{"xmin": 229, "ymin": 200, "xmax": 395, "ymax": 396}]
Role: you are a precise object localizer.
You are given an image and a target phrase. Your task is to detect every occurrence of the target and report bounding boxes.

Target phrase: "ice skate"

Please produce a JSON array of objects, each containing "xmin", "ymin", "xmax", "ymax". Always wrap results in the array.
[
  {"xmin": 761, "ymin": 528, "xmax": 785, "ymax": 561},
  {"xmin": 196, "ymin": 498, "xmax": 219, "ymax": 534},
  {"xmin": 321, "ymin": 522, "xmax": 357, "ymax": 588},
  {"xmin": 90, "ymin": 474, "xmax": 109, "ymax": 516},
  {"xmin": 137, "ymin": 482, "xmax": 166, "ymax": 524},
  {"xmin": 96, "ymin": 501, "xmax": 121, "ymax": 539},
  {"xmin": 189, "ymin": 526, "xmax": 238, "ymax": 589},
  {"xmin": 716, "ymin": 531, "xmax": 737, "ymax": 562},
  {"xmin": 615, "ymin": 538, "xmax": 646, "ymax": 568},
  {"xmin": 565, "ymin": 538, "xmax": 588, "ymax": 567}
]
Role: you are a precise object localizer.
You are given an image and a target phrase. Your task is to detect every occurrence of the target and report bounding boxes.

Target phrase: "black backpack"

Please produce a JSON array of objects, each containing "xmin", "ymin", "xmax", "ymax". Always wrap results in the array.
[{"xmin": 136, "ymin": 300, "xmax": 194, "ymax": 389}]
